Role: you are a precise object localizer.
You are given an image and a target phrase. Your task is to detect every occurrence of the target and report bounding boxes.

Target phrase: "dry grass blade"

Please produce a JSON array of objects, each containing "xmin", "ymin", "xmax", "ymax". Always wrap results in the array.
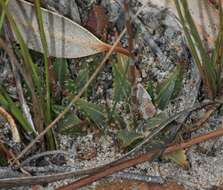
[
  {"xmin": 132, "ymin": 83, "xmax": 156, "ymax": 119},
  {"xmin": 1, "ymin": 124, "xmax": 223, "ymax": 188},
  {"xmin": 56, "ymin": 126, "xmax": 223, "ymax": 190},
  {"xmin": 0, "ymin": 36, "xmax": 45, "ymax": 135},
  {"xmin": 144, "ymin": 0, "xmax": 220, "ymax": 46},
  {"xmin": 10, "ymin": 57, "xmax": 36, "ymax": 134},
  {"xmin": 174, "ymin": 0, "xmax": 223, "ymax": 98},
  {"xmin": 13, "ymin": 28, "xmax": 127, "ymax": 163},
  {"xmin": 13, "ymin": 0, "xmax": 149, "ymax": 163},
  {"xmin": 0, "ymin": 0, "xmax": 9, "ymax": 32},
  {"xmin": 0, "ymin": 106, "xmax": 20, "ymax": 143},
  {"xmin": 0, "ymin": 35, "xmax": 36, "ymax": 133},
  {"xmin": 8, "ymin": 0, "xmax": 129, "ymax": 58},
  {"xmin": 34, "ymin": 0, "xmax": 56, "ymax": 149}
]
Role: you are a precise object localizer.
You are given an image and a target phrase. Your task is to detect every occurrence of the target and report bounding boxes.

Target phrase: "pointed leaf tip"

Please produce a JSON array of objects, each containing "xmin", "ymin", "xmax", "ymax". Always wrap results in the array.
[{"xmin": 8, "ymin": 0, "xmax": 129, "ymax": 58}]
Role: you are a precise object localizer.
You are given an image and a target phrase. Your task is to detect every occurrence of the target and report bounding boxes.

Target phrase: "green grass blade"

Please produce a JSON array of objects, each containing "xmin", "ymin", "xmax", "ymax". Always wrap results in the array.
[
  {"xmin": 0, "ymin": 3, "xmax": 42, "ymax": 95},
  {"xmin": 34, "ymin": 0, "xmax": 56, "ymax": 149},
  {"xmin": 181, "ymin": 0, "xmax": 217, "ymax": 96},
  {"xmin": 0, "ymin": 87, "xmax": 34, "ymax": 133},
  {"xmin": 75, "ymin": 99, "xmax": 107, "ymax": 129},
  {"xmin": 0, "ymin": 0, "xmax": 9, "ymax": 32},
  {"xmin": 174, "ymin": 0, "xmax": 203, "ymax": 74},
  {"xmin": 34, "ymin": 0, "xmax": 51, "ymax": 123},
  {"xmin": 156, "ymin": 65, "xmax": 182, "ymax": 110},
  {"xmin": 53, "ymin": 58, "xmax": 69, "ymax": 87},
  {"xmin": 181, "ymin": 0, "xmax": 210, "ymax": 63},
  {"xmin": 211, "ymin": 0, "xmax": 223, "ymax": 91},
  {"xmin": 174, "ymin": 0, "xmax": 217, "ymax": 98}
]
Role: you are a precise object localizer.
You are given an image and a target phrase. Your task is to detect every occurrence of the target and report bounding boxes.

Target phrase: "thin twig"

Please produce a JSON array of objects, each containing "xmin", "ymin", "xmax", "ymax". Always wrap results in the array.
[
  {"xmin": 0, "ymin": 37, "xmax": 44, "ymax": 134},
  {"xmin": 0, "ymin": 165, "xmax": 107, "ymax": 187},
  {"xmin": 0, "ymin": 102, "xmax": 213, "ymax": 187},
  {"xmin": 104, "ymin": 102, "xmax": 215, "ymax": 166},
  {"xmin": 57, "ymin": 125, "xmax": 223, "ymax": 190},
  {"xmin": 0, "ymin": 102, "xmax": 219, "ymax": 188},
  {"xmin": 20, "ymin": 150, "xmax": 71, "ymax": 167},
  {"xmin": 22, "ymin": 165, "xmax": 73, "ymax": 174},
  {"xmin": 1, "ymin": 124, "xmax": 223, "ymax": 188},
  {"xmin": 3, "ymin": 31, "xmax": 36, "ymax": 133},
  {"xmin": 13, "ymin": 0, "xmax": 150, "ymax": 163},
  {"xmin": 0, "ymin": 37, "xmax": 34, "ymax": 107},
  {"xmin": 0, "ymin": 143, "xmax": 31, "ymax": 177},
  {"xmin": 124, "ymin": 0, "xmax": 138, "ymax": 85},
  {"xmin": 186, "ymin": 104, "xmax": 219, "ymax": 133},
  {"xmin": 13, "ymin": 28, "xmax": 127, "ymax": 163},
  {"xmin": 124, "ymin": 0, "xmax": 134, "ymax": 57},
  {"xmin": 9, "ymin": 47, "xmax": 36, "ymax": 134}
]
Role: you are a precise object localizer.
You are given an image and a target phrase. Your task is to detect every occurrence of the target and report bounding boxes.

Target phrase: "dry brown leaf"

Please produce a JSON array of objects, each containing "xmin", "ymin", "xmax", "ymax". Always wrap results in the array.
[
  {"xmin": 0, "ymin": 107, "xmax": 20, "ymax": 143},
  {"xmin": 8, "ymin": 0, "xmax": 129, "ymax": 58},
  {"xmin": 85, "ymin": 4, "xmax": 108, "ymax": 38},
  {"xmin": 132, "ymin": 83, "xmax": 156, "ymax": 119},
  {"xmin": 164, "ymin": 149, "xmax": 189, "ymax": 168}
]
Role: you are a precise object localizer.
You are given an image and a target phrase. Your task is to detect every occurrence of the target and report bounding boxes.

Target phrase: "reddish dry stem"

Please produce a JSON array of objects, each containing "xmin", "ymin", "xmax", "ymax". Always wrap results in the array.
[
  {"xmin": 124, "ymin": 0, "xmax": 134, "ymax": 57},
  {"xmin": 57, "ymin": 126, "xmax": 223, "ymax": 190},
  {"xmin": 102, "ymin": 43, "xmax": 130, "ymax": 57}
]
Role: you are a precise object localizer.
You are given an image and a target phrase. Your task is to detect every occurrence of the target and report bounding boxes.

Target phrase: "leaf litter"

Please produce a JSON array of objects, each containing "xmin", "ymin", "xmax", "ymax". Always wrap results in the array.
[
  {"xmin": 48, "ymin": 1, "xmax": 204, "ymax": 189},
  {"xmin": 1, "ymin": 0, "xmax": 223, "ymax": 190},
  {"xmin": 9, "ymin": 0, "xmax": 129, "ymax": 58}
]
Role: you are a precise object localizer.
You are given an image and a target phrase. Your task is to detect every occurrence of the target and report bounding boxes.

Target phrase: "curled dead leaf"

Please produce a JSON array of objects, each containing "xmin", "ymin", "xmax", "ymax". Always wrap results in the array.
[
  {"xmin": 0, "ymin": 107, "xmax": 20, "ymax": 143},
  {"xmin": 164, "ymin": 149, "xmax": 189, "ymax": 168}
]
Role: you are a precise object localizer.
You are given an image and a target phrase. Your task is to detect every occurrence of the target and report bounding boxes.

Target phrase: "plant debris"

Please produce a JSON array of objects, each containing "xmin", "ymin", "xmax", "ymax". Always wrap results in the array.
[{"xmin": 0, "ymin": 1, "xmax": 223, "ymax": 190}]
